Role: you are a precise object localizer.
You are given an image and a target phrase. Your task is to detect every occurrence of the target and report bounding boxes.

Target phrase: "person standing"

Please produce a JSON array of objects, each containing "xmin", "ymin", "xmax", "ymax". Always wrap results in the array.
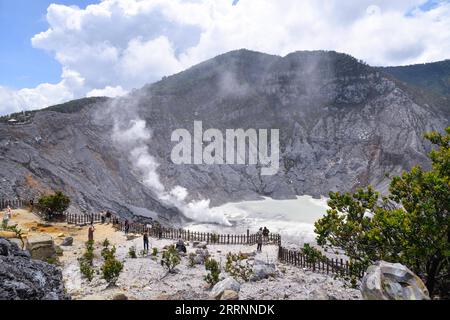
[
  {"xmin": 124, "ymin": 220, "xmax": 130, "ymax": 236},
  {"xmin": 101, "ymin": 211, "xmax": 106, "ymax": 224},
  {"xmin": 263, "ymin": 227, "xmax": 270, "ymax": 244},
  {"xmin": 88, "ymin": 224, "xmax": 95, "ymax": 242},
  {"xmin": 256, "ymin": 228, "xmax": 263, "ymax": 252},
  {"xmin": 143, "ymin": 231, "xmax": 149, "ymax": 253}
]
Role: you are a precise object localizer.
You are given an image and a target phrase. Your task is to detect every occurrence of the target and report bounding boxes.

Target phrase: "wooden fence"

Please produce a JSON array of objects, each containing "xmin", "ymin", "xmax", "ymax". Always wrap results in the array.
[
  {"xmin": 66, "ymin": 212, "xmax": 104, "ymax": 225},
  {"xmin": 278, "ymin": 246, "xmax": 365, "ymax": 278},
  {"xmin": 0, "ymin": 199, "xmax": 28, "ymax": 210},
  {"xmin": 114, "ymin": 218, "xmax": 281, "ymax": 246}
]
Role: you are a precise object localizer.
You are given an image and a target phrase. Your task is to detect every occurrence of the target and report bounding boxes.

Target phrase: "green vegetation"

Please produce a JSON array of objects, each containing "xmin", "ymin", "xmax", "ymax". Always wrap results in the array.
[
  {"xmin": 128, "ymin": 246, "xmax": 137, "ymax": 259},
  {"xmin": 37, "ymin": 191, "xmax": 70, "ymax": 219},
  {"xmin": 0, "ymin": 223, "xmax": 25, "ymax": 249},
  {"xmin": 224, "ymin": 252, "xmax": 253, "ymax": 281},
  {"xmin": 300, "ymin": 243, "xmax": 327, "ymax": 265},
  {"xmin": 160, "ymin": 245, "xmax": 180, "ymax": 273},
  {"xmin": 152, "ymin": 247, "xmax": 158, "ymax": 257},
  {"xmin": 188, "ymin": 253, "xmax": 196, "ymax": 268},
  {"xmin": 78, "ymin": 240, "xmax": 95, "ymax": 282},
  {"xmin": 101, "ymin": 239, "xmax": 123, "ymax": 287},
  {"xmin": 204, "ymin": 258, "xmax": 221, "ymax": 286},
  {"xmin": 315, "ymin": 127, "xmax": 450, "ymax": 298}
]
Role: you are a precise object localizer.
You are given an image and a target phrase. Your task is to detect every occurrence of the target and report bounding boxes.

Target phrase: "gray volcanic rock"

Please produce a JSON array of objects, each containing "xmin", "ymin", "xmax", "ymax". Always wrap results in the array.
[
  {"xmin": 0, "ymin": 50, "xmax": 448, "ymax": 219},
  {"xmin": 0, "ymin": 237, "xmax": 69, "ymax": 300}
]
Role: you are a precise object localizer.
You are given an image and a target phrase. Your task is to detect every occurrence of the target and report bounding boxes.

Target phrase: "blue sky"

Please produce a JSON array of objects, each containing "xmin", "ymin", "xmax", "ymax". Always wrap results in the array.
[
  {"xmin": 0, "ymin": 0, "xmax": 97, "ymax": 89},
  {"xmin": 0, "ymin": 0, "xmax": 449, "ymax": 116}
]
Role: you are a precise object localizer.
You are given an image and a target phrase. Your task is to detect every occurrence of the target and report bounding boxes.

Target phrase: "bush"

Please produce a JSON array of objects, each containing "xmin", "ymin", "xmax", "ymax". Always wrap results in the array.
[
  {"xmin": 315, "ymin": 127, "xmax": 450, "ymax": 298},
  {"xmin": 188, "ymin": 253, "xmax": 196, "ymax": 268},
  {"xmin": 101, "ymin": 240, "xmax": 123, "ymax": 286},
  {"xmin": 37, "ymin": 191, "xmax": 70, "ymax": 219},
  {"xmin": 301, "ymin": 243, "xmax": 327, "ymax": 265},
  {"xmin": 128, "ymin": 246, "xmax": 137, "ymax": 259},
  {"xmin": 225, "ymin": 252, "xmax": 253, "ymax": 282},
  {"xmin": 79, "ymin": 240, "xmax": 96, "ymax": 282},
  {"xmin": 204, "ymin": 258, "xmax": 221, "ymax": 285},
  {"xmin": 152, "ymin": 247, "xmax": 158, "ymax": 256},
  {"xmin": 79, "ymin": 258, "xmax": 95, "ymax": 282},
  {"xmin": 160, "ymin": 245, "xmax": 180, "ymax": 273}
]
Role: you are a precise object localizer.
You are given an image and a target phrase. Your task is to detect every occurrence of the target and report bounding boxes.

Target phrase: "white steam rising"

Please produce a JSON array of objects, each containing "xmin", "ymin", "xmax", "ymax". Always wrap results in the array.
[{"xmin": 111, "ymin": 113, "xmax": 231, "ymax": 226}]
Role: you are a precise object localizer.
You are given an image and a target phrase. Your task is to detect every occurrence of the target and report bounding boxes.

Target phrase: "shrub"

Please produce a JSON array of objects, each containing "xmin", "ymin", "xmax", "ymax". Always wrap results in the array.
[
  {"xmin": 101, "ymin": 242, "xmax": 123, "ymax": 286},
  {"xmin": 128, "ymin": 246, "xmax": 137, "ymax": 259},
  {"xmin": 188, "ymin": 253, "xmax": 196, "ymax": 268},
  {"xmin": 160, "ymin": 245, "xmax": 180, "ymax": 273},
  {"xmin": 301, "ymin": 243, "xmax": 327, "ymax": 265},
  {"xmin": 315, "ymin": 127, "xmax": 450, "ymax": 298},
  {"xmin": 152, "ymin": 247, "xmax": 158, "ymax": 256},
  {"xmin": 83, "ymin": 240, "xmax": 94, "ymax": 264},
  {"xmin": 225, "ymin": 252, "xmax": 253, "ymax": 282},
  {"xmin": 79, "ymin": 258, "xmax": 95, "ymax": 282},
  {"xmin": 204, "ymin": 258, "xmax": 221, "ymax": 286},
  {"xmin": 37, "ymin": 191, "xmax": 70, "ymax": 219}
]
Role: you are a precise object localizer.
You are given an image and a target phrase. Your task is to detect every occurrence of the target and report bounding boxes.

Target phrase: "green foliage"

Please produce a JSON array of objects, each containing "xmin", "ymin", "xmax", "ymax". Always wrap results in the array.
[
  {"xmin": 188, "ymin": 253, "xmax": 196, "ymax": 268},
  {"xmin": 128, "ymin": 246, "xmax": 137, "ymax": 259},
  {"xmin": 315, "ymin": 127, "xmax": 450, "ymax": 298},
  {"xmin": 1, "ymin": 223, "xmax": 25, "ymax": 249},
  {"xmin": 301, "ymin": 243, "xmax": 327, "ymax": 265},
  {"xmin": 224, "ymin": 252, "xmax": 253, "ymax": 282},
  {"xmin": 37, "ymin": 191, "xmax": 70, "ymax": 218},
  {"xmin": 83, "ymin": 240, "xmax": 94, "ymax": 264},
  {"xmin": 160, "ymin": 245, "xmax": 180, "ymax": 273},
  {"xmin": 152, "ymin": 247, "xmax": 158, "ymax": 257},
  {"xmin": 101, "ymin": 240, "xmax": 123, "ymax": 286},
  {"xmin": 79, "ymin": 240, "xmax": 95, "ymax": 282},
  {"xmin": 204, "ymin": 258, "xmax": 221, "ymax": 285},
  {"xmin": 210, "ymin": 233, "xmax": 219, "ymax": 243},
  {"xmin": 79, "ymin": 258, "xmax": 95, "ymax": 282}
]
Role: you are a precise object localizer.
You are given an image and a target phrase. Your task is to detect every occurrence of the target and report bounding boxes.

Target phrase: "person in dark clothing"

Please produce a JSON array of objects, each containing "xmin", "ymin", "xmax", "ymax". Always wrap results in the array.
[
  {"xmin": 101, "ymin": 211, "xmax": 106, "ymax": 224},
  {"xmin": 124, "ymin": 220, "xmax": 130, "ymax": 235},
  {"xmin": 262, "ymin": 227, "xmax": 270, "ymax": 243},
  {"xmin": 175, "ymin": 238, "xmax": 186, "ymax": 253},
  {"xmin": 143, "ymin": 231, "xmax": 149, "ymax": 252},
  {"xmin": 105, "ymin": 211, "xmax": 112, "ymax": 224}
]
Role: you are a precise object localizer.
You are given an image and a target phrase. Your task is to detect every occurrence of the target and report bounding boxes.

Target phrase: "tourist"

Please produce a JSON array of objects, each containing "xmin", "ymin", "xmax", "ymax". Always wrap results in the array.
[
  {"xmin": 263, "ymin": 227, "xmax": 270, "ymax": 244},
  {"xmin": 124, "ymin": 220, "xmax": 130, "ymax": 236},
  {"xmin": 88, "ymin": 224, "xmax": 95, "ymax": 242},
  {"xmin": 256, "ymin": 227, "xmax": 263, "ymax": 252},
  {"xmin": 101, "ymin": 211, "xmax": 106, "ymax": 224},
  {"xmin": 143, "ymin": 231, "xmax": 149, "ymax": 253},
  {"xmin": 175, "ymin": 237, "xmax": 186, "ymax": 253},
  {"xmin": 105, "ymin": 210, "xmax": 112, "ymax": 224},
  {"xmin": 6, "ymin": 205, "xmax": 12, "ymax": 220},
  {"xmin": 2, "ymin": 209, "xmax": 10, "ymax": 227}
]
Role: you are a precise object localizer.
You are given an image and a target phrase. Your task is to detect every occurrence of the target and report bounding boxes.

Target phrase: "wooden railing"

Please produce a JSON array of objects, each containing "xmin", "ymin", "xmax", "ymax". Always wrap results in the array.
[
  {"xmin": 0, "ymin": 199, "xmax": 28, "ymax": 210},
  {"xmin": 113, "ymin": 217, "xmax": 281, "ymax": 246},
  {"xmin": 278, "ymin": 246, "xmax": 365, "ymax": 278},
  {"xmin": 66, "ymin": 212, "xmax": 103, "ymax": 225}
]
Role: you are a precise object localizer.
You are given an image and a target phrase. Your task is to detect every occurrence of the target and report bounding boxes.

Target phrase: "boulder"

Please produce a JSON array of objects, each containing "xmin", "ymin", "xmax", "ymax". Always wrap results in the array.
[
  {"xmin": 221, "ymin": 290, "xmax": 239, "ymax": 300},
  {"xmin": 250, "ymin": 261, "xmax": 279, "ymax": 281},
  {"xmin": 26, "ymin": 234, "xmax": 56, "ymax": 261},
  {"xmin": 112, "ymin": 293, "xmax": 128, "ymax": 300},
  {"xmin": 210, "ymin": 277, "xmax": 241, "ymax": 300},
  {"xmin": 60, "ymin": 237, "xmax": 74, "ymax": 246},
  {"xmin": 194, "ymin": 242, "xmax": 207, "ymax": 249},
  {"xmin": 0, "ymin": 237, "xmax": 68, "ymax": 300},
  {"xmin": 361, "ymin": 261, "xmax": 430, "ymax": 300}
]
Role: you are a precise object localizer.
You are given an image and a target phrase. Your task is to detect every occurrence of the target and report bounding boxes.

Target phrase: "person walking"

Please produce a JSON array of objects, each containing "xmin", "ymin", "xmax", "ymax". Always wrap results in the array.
[
  {"xmin": 256, "ymin": 227, "xmax": 263, "ymax": 252},
  {"xmin": 143, "ymin": 231, "xmax": 149, "ymax": 253},
  {"xmin": 101, "ymin": 211, "xmax": 106, "ymax": 224},
  {"xmin": 88, "ymin": 224, "xmax": 95, "ymax": 242},
  {"xmin": 105, "ymin": 210, "xmax": 112, "ymax": 224}
]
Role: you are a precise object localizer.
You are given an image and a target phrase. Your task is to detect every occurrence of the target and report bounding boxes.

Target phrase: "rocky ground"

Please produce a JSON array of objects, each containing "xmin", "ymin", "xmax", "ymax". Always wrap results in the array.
[{"xmin": 6, "ymin": 209, "xmax": 361, "ymax": 300}]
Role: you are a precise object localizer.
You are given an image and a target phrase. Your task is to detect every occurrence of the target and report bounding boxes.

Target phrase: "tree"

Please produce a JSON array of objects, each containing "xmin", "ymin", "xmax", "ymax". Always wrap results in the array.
[
  {"xmin": 315, "ymin": 127, "xmax": 450, "ymax": 298},
  {"xmin": 38, "ymin": 191, "xmax": 70, "ymax": 219}
]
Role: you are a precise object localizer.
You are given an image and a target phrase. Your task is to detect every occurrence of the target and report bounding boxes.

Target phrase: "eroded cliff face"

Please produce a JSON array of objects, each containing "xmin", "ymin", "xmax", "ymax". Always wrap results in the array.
[{"xmin": 0, "ymin": 50, "xmax": 448, "ymax": 219}]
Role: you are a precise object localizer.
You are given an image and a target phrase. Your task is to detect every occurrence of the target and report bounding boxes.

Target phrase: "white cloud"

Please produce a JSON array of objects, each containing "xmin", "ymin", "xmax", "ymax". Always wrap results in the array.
[
  {"xmin": 86, "ymin": 85, "xmax": 127, "ymax": 97},
  {"xmin": 1, "ymin": 0, "xmax": 450, "ymax": 115}
]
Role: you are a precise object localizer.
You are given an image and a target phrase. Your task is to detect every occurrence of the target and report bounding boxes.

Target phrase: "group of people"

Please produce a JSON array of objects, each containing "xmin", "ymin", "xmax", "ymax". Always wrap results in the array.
[
  {"xmin": 2, "ymin": 205, "xmax": 12, "ymax": 226},
  {"xmin": 100, "ymin": 210, "xmax": 113, "ymax": 224},
  {"xmin": 256, "ymin": 226, "xmax": 270, "ymax": 252}
]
